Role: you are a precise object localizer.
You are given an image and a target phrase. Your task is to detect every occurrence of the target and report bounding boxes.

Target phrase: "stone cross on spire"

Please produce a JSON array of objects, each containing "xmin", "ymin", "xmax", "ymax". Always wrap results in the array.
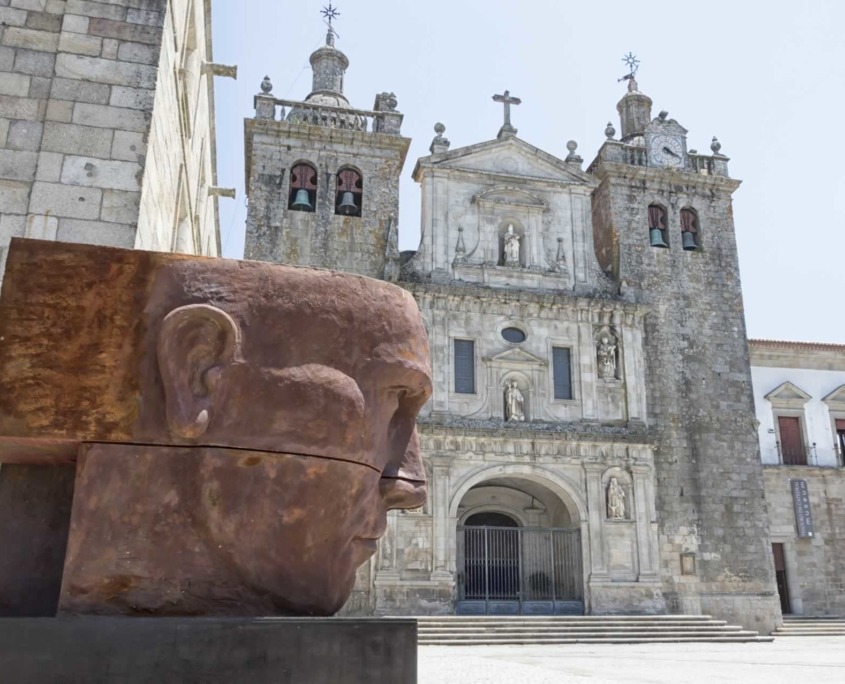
[{"xmin": 492, "ymin": 90, "xmax": 521, "ymax": 139}]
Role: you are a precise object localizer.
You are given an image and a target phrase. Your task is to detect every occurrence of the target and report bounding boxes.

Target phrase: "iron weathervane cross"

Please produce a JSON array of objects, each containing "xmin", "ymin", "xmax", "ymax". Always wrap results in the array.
[
  {"xmin": 321, "ymin": 3, "xmax": 340, "ymax": 28},
  {"xmin": 619, "ymin": 52, "xmax": 640, "ymax": 83}
]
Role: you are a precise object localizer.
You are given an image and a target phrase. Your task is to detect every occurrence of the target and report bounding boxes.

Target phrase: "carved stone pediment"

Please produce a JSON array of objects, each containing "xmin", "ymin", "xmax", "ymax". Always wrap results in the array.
[
  {"xmin": 487, "ymin": 348, "xmax": 547, "ymax": 367},
  {"xmin": 822, "ymin": 384, "xmax": 845, "ymax": 411},
  {"xmin": 414, "ymin": 136, "xmax": 597, "ymax": 186},
  {"xmin": 764, "ymin": 381, "xmax": 812, "ymax": 408}
]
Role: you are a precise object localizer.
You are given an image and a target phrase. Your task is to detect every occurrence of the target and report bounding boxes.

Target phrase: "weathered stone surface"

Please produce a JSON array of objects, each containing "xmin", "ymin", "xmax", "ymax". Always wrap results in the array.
[
  {"xmin": 0, "ymin": 238, "xmax": 431, "ymax": 616},
  {"xmin": 57, "ymin": 217, "xmax": 135, "ymax": 246},
  {"xmin": 42, "ymin": 121, "xmax": 113, "ymax": 158},
  {"xmin": 29, "ymin": 180, "xmax": 102, "ymax": 218}
]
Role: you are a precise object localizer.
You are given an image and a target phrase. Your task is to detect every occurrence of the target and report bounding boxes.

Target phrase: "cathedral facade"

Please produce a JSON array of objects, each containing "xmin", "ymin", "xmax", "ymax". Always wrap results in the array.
[{"xmin": 244, "ymin": 31, "xmax": 784, "ymax": 633}]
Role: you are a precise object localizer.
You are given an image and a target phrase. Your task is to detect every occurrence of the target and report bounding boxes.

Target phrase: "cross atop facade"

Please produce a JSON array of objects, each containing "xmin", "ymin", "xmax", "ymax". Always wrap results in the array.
[{"xmin": 492, "ymin": 90, "xmax": 521, "ymax": 139}]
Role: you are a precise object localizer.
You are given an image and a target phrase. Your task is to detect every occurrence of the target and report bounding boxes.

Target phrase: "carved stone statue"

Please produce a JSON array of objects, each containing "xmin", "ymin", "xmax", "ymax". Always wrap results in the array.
[
  {"xmin": 504, "ymin": 380, "xmax": 525, "ymax": 422},
  {"xmin": 0, "ymin": 238, "xmax": 431, "ymax": 618},
  {"xmin": 503, "ymin": 224, "xmax": 521, "ymax": 266},
  {"xmin": 607, "ymin": 477, "xmax": 626, "ymax": 519},
  {"xmin": 597, "ymin": 332, "xmax": 618, "ymax": 381}
]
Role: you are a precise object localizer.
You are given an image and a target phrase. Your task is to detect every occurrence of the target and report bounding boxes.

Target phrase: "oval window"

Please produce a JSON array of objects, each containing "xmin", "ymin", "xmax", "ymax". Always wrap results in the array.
[{"xmin": 501, "ymin": 327, "xmax": 526, "ymax": 343}]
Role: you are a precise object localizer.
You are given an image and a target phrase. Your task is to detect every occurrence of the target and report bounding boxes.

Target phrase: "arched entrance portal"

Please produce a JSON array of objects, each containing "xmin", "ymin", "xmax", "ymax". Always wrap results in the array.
[{"xmin": 456, "ymin": 476, "xmax": 584, "ymax": 615}]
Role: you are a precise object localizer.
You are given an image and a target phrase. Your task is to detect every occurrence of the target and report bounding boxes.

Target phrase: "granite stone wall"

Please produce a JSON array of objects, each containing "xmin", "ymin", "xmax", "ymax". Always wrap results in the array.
[
  {"xmin": 243, "ymin": 120, "xmax": 408, "ymax": 281},
  {"xmin": 0, "ymin": 0, "xmax": 219, "ymax": 280},
  {"xmin": 590, "ymin": 163, "xmax": 782, "ymax": 633},
  {"xmin": 764, "ymin": 466, "xmax": 845, "ymax": 616}
]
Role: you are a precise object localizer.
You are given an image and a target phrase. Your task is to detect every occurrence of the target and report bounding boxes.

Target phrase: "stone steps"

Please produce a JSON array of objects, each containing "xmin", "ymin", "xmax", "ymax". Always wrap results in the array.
[
  {"xmin": 773, "ymin": 617, "xmax": 845, "ymax": 637},
  {"xmin": 416, "ymin": 615, "xmax": 772, "ymax": 645}
]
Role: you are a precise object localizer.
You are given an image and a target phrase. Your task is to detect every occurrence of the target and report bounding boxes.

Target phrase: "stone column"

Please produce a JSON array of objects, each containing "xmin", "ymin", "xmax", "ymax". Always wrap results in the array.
[
  {"xmin": 584, "ymin": 463, "xmax": 608, "ymax": 578},
  {"xmin": 578, "ymin": 316, "xmax": 598, "ymax": 419},
  {"xmin": 622, "ymin": 319, "xmax": 645, "ymax": 423},
  {"xmin": 375, "ymin": 510, "xmax": 400, "ymax": 580},
  {"xmin": 632, "ymin": 463, "xmax": 657, "ymax": 578},
  {"xmin": 430, "ymin": 456, "xmax": 453, "ymax": 581}
]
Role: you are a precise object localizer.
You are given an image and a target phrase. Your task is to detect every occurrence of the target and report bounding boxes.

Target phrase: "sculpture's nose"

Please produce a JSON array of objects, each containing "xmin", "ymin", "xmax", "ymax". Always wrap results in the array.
[{"xmin": 379, "ymin": 425, "xmax": 426, "ymax": 511}]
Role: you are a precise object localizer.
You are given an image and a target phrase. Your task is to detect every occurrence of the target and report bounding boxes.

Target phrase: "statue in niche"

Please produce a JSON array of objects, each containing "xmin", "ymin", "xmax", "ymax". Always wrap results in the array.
[
  {"xmin": 0, "ymin": 238, "xmax": 431, "ymax": 618},
  {"xmin": 504, "ymin": 380, "xmax": 525, "ymax": 422},
  {"xmin": 607, "ymin": 477, "xmax": 626, "ymax": 519},
  {"xmin": 597, "ymin": 331, "xmax": 618, "ymax": 381},
  {"xmin": 503, "ymin": 224, "xmax": 521, "ymax": 266}
]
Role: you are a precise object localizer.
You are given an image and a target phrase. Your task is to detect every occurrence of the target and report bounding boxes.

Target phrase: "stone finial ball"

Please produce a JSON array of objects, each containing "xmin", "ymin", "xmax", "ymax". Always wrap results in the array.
[
  {"xmin": 260, "ymin": 75, "xmax": 273, "ymax": 94},
  {"xmin": 434, "ymin": 122, "xmax": 446, "ymax": 134},
  {"xmin": 710, "ymin": 136, "xmax": 722, "ymax": 154},
  {"xmin": 566, "ymin": 140, "xmax": 578, "ymax": 152},
  {"xmin": 604, "ymin": 122, "xmax": 616, "ymax": 139}
]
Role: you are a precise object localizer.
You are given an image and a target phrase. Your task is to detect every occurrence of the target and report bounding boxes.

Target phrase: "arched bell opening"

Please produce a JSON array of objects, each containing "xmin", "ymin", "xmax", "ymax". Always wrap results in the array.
[
  {"xmin": 335, "ymin": 167, "xmax": 363, "ymax": 217},
  {"xmin": 288, "ymin": 162, "xmax": 317, "ymax": 212},
  {"xmin": 455, "ymin": 475, "xmax": 584, "ymax": 615}
]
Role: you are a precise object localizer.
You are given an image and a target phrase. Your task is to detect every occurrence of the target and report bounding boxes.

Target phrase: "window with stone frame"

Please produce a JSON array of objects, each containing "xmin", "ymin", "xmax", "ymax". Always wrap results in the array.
[
  {"xmin": 765, "ymin": 381, "xmax": 812, "ymax": 465},
  {"xmin": 335, "ymin": 167, "xmax": 363, "ymax": 217},
  {"xmin": 288, "ymin": 163, "xmax": 317, "ymax": 212},
  {"xmin": 648, "ymin": 203, "xmax": 668, "ymax": 248},
  {"xmin": 552, "ymin": 347, "xmax": 572, "ymax": 400},
  {"xmin": 454, "ymin": 339, "xmax": 476, "ymax": 394}
]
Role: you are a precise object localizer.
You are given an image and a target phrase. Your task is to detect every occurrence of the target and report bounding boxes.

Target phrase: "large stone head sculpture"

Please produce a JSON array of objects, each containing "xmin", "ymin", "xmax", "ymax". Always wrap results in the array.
[{"xmin": 0, "ymin": 239, "xmax": 431, "ymax": 616}]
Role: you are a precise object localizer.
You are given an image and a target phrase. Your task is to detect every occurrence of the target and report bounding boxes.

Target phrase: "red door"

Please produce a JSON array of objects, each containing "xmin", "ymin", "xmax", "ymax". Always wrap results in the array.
[{"xmin": 778, "ymin": 417, "xmax": 805, "ymax": 465}]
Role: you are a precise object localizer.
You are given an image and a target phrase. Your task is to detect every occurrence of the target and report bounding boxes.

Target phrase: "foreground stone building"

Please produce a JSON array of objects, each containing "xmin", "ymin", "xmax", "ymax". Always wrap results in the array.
[
  {"xmin": 244, "ymin": 29, "xmax": 799, "ymax": 633},
  {"xmin": 0, "ymin": 0, "xmax": 233, "ymax": 278}
]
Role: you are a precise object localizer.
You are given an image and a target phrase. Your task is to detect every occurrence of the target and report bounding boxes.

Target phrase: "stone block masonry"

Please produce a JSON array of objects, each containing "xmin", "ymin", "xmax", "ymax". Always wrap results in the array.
[{"xmin": 0, "ymin": 0, "xmax": 221, "ymax": 279}]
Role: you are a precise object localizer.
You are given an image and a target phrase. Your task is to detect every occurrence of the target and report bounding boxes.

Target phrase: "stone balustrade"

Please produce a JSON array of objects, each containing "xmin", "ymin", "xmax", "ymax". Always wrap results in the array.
[
  {"xmin": 253, "ymin": 95, "xmax": 403, "ymax": 135},
  {"xmin": 588, "ymin": 142, "xmax": 730, "ymax": 178}
]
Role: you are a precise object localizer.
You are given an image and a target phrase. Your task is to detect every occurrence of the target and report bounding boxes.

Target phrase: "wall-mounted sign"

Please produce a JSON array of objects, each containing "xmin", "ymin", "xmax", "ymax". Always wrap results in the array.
[{"xmin": 790, "ymin": 479, "xmax": 814, "ymax": 538}]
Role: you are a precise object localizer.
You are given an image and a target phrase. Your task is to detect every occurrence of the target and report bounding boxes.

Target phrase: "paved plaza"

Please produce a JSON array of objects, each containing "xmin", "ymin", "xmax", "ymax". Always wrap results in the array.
[{"xmin": 419, "ymin": 637, "xmax": 845, "ymax": 683}]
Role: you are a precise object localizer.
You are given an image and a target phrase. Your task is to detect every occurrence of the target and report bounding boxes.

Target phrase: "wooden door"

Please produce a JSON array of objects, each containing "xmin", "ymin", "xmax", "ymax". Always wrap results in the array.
[
  {"xmin": 778, "ymin": 416, "xmax": 805, "ymax": 465},
  {"xmin": 772, "ymin": 543, "xmax": 791, "ymax": 614}
]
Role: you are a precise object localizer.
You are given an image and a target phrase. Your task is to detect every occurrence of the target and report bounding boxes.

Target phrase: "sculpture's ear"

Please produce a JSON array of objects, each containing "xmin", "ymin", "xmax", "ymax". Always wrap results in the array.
[{"xmin": 158, "ymin": 304, "xmax": 241, "ymax": 439}]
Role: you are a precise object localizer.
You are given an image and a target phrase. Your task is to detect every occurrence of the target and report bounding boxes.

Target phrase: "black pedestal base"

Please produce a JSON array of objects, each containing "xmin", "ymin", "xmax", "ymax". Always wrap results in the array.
[{"xmin": 0, "ymin": 617, "xmax": 417, "ymax": 684}]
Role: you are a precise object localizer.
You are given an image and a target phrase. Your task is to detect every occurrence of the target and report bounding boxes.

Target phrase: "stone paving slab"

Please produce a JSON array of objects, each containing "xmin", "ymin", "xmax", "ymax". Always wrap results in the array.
[{"xmin": 419, "ymin": 636, "xmax": 845, "ymax": 683}]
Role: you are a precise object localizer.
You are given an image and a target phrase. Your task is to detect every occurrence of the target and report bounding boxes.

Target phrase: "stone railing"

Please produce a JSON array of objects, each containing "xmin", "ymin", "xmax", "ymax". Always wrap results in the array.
[
  {"xmin": 253, "ymin": 94, "xmax": 403, "ymax": 135},
  {"xmin": 688, "ymin": 152, "xmax": 730, "ymax": 178},
  {"xmin": 588, "ymin": 142, "xmax": 730, "ymax": 178}
]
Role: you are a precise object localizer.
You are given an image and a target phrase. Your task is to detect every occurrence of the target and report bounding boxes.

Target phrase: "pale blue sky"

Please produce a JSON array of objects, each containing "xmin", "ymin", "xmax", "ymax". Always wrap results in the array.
[{"xmin": 211, "ymin": 0, "xmax": 845, "ymax": 343}]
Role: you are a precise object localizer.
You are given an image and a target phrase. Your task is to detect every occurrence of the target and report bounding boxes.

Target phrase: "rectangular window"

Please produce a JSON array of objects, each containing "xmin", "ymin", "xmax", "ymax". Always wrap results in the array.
[
  {"xmin": 778, "ymin": 416, "xmax": 805, "ymax": 465},
  {"xmin": 454, "ymin": 339, "xmax": 475, "ymax": 394},
  {"xmin": 552, "ymin": 347, "xmax": 572, "ymax": 400},
  {"xmin": 836, "ymin": 419, "xmax": 845, "ymax": 466}
]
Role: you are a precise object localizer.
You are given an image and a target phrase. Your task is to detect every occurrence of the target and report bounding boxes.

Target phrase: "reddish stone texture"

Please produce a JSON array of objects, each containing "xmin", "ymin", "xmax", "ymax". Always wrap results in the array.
[{"xmin": 0, "ymin": 238, "xmax": 431, "ymax": 616}]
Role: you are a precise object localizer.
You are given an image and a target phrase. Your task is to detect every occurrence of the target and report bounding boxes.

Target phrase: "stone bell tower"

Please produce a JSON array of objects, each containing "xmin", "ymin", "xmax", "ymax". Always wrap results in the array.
[
  {"xmin": 243, "ymin": 23, "xmax": 410, "ymax": 280},
  {"xmin": 589, "ymin": 75, "xmax": 781, "ymax": 633}
]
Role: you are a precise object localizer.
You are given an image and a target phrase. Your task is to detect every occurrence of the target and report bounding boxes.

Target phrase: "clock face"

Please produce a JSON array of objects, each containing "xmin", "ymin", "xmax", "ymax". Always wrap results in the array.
[{"xmin": 649, "ymin": 134, "xmax": 684, "ymax": 168}]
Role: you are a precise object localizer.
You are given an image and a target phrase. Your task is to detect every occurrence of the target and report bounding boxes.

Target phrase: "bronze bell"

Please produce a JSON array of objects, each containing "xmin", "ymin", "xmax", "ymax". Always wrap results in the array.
[
  {"xmin": 291, "ymin": 188, "xmax": 312, "ymax": 210},
  {"xmin": 682, "ymin": 231, "xmax": 698, "ymax": 251},
  {"xmin": 336, "ymin": 191, "xmax": 358, "ymax": 216},
  {"xmin": 649, "ymin": 228, "xmax": 669, "ymax": 248}
]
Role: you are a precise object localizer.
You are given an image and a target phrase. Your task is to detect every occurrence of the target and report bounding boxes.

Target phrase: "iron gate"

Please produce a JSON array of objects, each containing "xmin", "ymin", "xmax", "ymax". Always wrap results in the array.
[{"xmin": 456, "ymin": 525, "xmax": 584, "ymax": 615}]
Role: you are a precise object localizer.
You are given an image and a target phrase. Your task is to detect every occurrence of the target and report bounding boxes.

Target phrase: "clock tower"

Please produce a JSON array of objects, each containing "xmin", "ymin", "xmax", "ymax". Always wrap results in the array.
[{"xmin": 588, "ymin": 78, "xmax": 781, "ymax": 633}]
